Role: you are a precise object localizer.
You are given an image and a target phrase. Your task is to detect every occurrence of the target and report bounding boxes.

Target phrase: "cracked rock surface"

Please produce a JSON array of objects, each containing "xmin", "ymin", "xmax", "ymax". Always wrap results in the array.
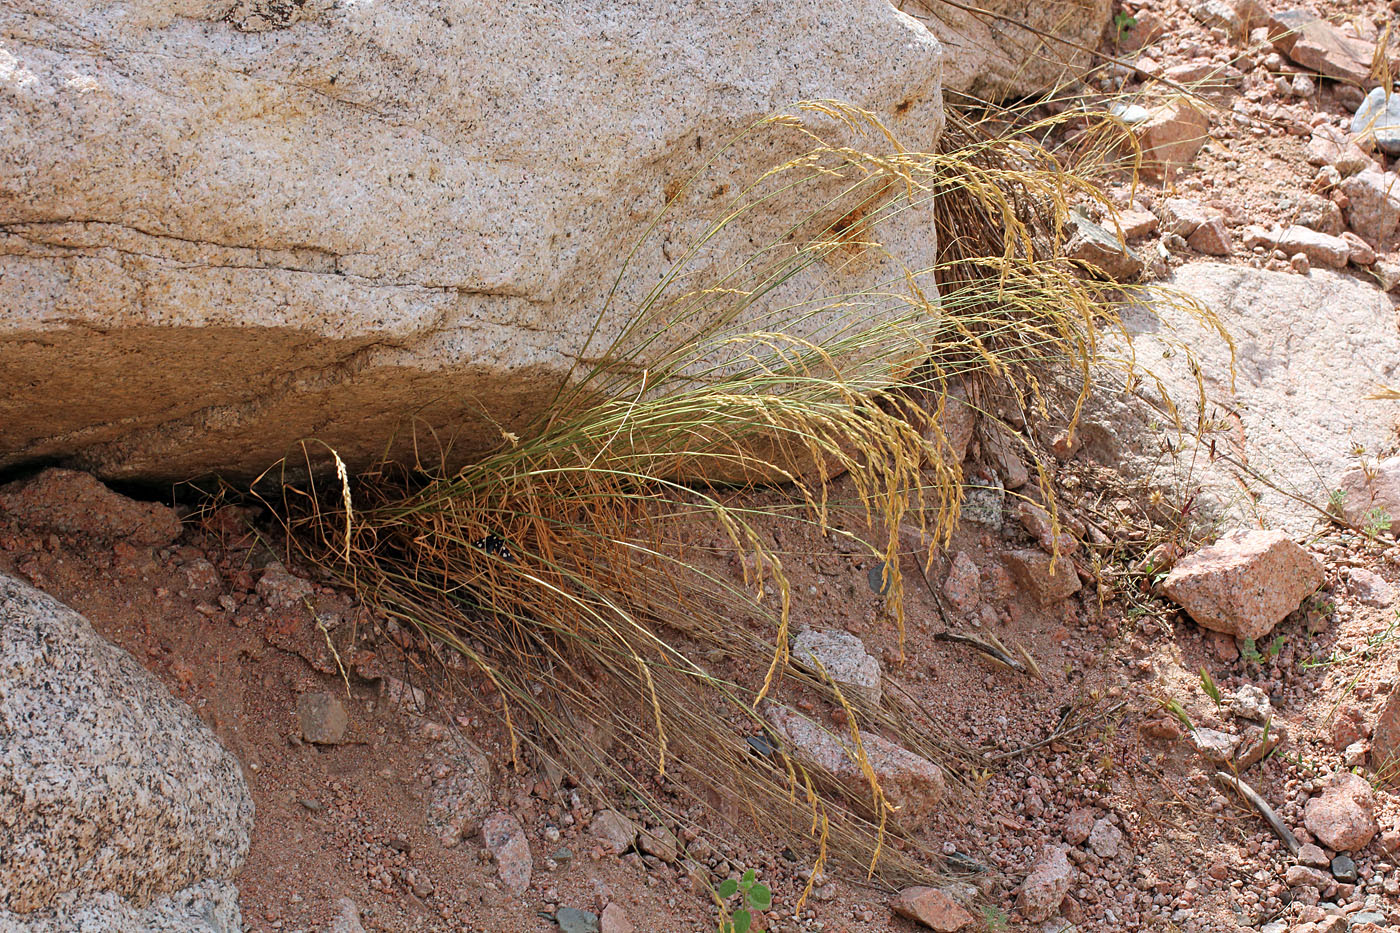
[{"xmin": 0, "ymin": 0, "xmax": 944, "ymax": 480}]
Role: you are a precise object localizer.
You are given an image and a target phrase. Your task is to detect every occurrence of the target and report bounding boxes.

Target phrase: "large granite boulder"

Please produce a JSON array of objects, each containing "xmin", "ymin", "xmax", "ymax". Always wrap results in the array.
[
  {"xmin": 0, "ymin": 0, "xmax": 944, "ymax": 480},
  {"xmin": 0, "ymin": 574, "xmax": 253, "ymax": 930},
  {"xmin": 1079, "ymin": 263, "xmax": 1400, "ymax": 532}
]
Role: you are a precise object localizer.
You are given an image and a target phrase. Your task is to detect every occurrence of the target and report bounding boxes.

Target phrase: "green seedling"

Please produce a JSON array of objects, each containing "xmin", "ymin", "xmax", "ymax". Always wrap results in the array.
[
  {"xmin": 1199, "ymin": 666, "xmax": 1222, "ymax": 707},
  {"xmin": 1161, "ymin": 697, "xmax": 1193, "ymax": 730},
  {"xmin": 1113, "ymin": 11, "xmax": 1137, "ymax": 41},
  {"xmin": 716, "ymin": 868, "xmax": 772, "ymax": 933}
]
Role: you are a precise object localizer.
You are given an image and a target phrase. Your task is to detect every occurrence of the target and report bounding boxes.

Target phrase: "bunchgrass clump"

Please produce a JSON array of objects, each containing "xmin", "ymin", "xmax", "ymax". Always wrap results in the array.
[{"xmin": 261, "ymin": 98, "xmax": 1217, "ymax": 895}]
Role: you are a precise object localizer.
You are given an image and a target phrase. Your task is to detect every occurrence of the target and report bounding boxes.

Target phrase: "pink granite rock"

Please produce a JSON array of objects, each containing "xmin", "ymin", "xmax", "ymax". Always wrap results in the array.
[
  {"xmin": 1303, "ymin": 772, "xmax": 1379, "ymax": 852},
  {"xmin": 1004, "ymin": 549, "xmax": 1081, "ymax": 607},
  {"xmin": 764, "ymin": 705, "xmax": 945, "ymax": 826},
  {"xmin": 1163, "ymin": 530, "xmax": 1322, "ymax": 640},
  {"xmin": 1015, "ymin": 845, "xmax": 1073, "ymax": 921},
  {"xmin": 890, "ymin": 887, "xmax": 974, "ymax": 931}
]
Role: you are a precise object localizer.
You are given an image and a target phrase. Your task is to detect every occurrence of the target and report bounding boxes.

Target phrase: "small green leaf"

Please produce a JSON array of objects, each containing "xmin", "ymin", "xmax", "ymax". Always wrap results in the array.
[
  {"xmin": 741, "ymin": 868, "xmax": 756, "ymax": 884},
  {"xmin": 747, "ymin": 884, "xmax": 772, "ymax": 911},
  {"xmin": 718, "ymin": 879, "xmax": 739, "ymax": 899},
  {"xmin": 733, "ymin": 910, "xmax": 752, "ymax": 933}
]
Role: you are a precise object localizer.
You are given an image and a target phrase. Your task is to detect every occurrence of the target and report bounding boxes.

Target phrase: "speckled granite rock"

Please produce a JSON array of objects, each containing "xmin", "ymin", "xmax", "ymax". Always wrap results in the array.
[
  {"xmin": 0, "ymin": 0, "xmax": 943, "ymax": 481},
  {"xmin": 0, "ymin": 574, "xmax": 253, "ymax": 926},
  {"xmin": 791, "ymin": 629, "xmax": 882, "ymax": 707},
  {"xmin": 1163, "ymin": 530, "xmax": 1322, "ymax": 640},
  {"xmin": 426, "ymin": 741, "xmax": 494, "ymax": 847},
  {"xmin": 0, "ymin": 880, "xmax": 243, "ymax": 932},
  {"xmin": 764, "ymin": 704, "xmax": 945, "ymax": 825}
]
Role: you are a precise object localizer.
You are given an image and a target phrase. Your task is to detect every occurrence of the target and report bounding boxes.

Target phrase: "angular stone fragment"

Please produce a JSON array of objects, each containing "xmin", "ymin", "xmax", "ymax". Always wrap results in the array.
[
  {"xmin": 1348, "ymin": 567, "xmax": 1394, "ymax": 606},
  {"xmin": 1285, "ymin": 865, "xmax": 1332, "ymax": 889},
  {"xmin": 1016, "ymin": 501, "xmax": 1079, "ymax": 556},
  {"xmin": 942, "ymin": 551, "xmax": 981, "ymax": 614},
  {"xmin": 1159, "ymin": 197, "xmax": 1214, "ymax": 237},
  {"xmin": 588, "ymin": 810, "xmax": 638, "ymax": 857},
  {"xmin": 1342, "ymin": 232, "xmax": 1377, "ymax": 267},
  {"xmin": 1163, "ymin": 530, "xmax": 1323, "ymax": 640},
  {"xmin": 1191, "ymin": 0, "xmax": 1240, "ymax": 33},
  {"xmin": 1118, "ymin": 209, "xmax": 1159, "ymax": 239},
  {"xmin": 891, "ymin": 887, "xmax": 974, "ymax": 931},
  {"xmin": 1015, "ymin": 845, "xmax": 1073, "ymax": 922},
  {"xmin": 1066, "ymin": 210, "xmax": 1143, "ymax": 280},
  {"xmin": 1063, "ymin": 808, "xmax": 1096, "ymax": 846},
  {"xmin": 1241, "ymin": 224, "xmax": 1350, "ymax": 269},
  {"xmin": 1004, "ymin": 549, "xmax": 1081, "ymax": 607},
  {"xmin": 296, "ymin": 691, "xmax": 349, "ymax": 745},
  {"xmin": 1269, "ymin": 11, "xmax": 1378, "ymax": 86},
  {"xmin": 1352, "ymin": 86, "xmax": 1400, "ymax": 156},
  {"xmin": 256, "ymin": 561, "xmax": 316, "ymax": 609},
  {"xmin": 557, "ymin": 907, "xmax": 600, "ymax": 933},
  {"xmin": 1227, "ymin": 684, "xmax": 1272, "ymax": 722},
  {"xmin": 764, "ymin": 705, "xmax": 945, "ymax": 826},
  {"xmin": 1134, "ymin": 99, "xmax": 1211, "ymax": 179},
  {"xmin": 426, "ymin": 742, "xmax": 494, "ymax": 846},
  {"xmin": 1340, "ymin": 170, "xmax": 1400, "ymax": 244},
  {"xmin": 1294, "ymin": 193, "xmax": 1345, "ymax": 237},
  {"xmin": 1337, "ymin": 456, "xmax": 1400, "ymax": 529},
  {"xmin": 600, "ymin": 903, "xmax": 634, "ymax": 933},
  {"xmin": 1187, "ymin": 216, "xmax": 1231, "ymax": 256},
  {"xmin": 1302, "ymin": 772, "xmax": 1378, "ymax": 851},
  {"xmin": 1087, "ymin": 818, "xmax": 1123, "ymax": 858},
  {"xmin": 637, "ymin": 823, "xmax": 680, "ymax": 863},
  {"xmin": 482, "ymin": 812, "xmax": 533, "ymax": 895},
  {"xmin": 1305, "ymin": 124, "xmax": 1372, "ymax": 175},
  {"xmin": 923, "ymin": 382, "xmax": 976, "ymax": 468},
  {"xmin": 1190, "ymin": 727, "xmax": 1242, "ymax": 764},
  {"xmin": 792, "ymin": 629, "xmax": 882, "ymax": 707}
]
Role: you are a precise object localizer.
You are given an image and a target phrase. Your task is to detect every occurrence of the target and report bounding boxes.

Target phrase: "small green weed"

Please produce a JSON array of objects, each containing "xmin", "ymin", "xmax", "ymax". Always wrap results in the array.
[
  {"xmin": 1161, "ymin": 697, "xmax": 1193, "ymax": 730},
  {"xmin": 716, "ymin": 869, "xmax": 773, "ymax": 933},
  {"xmin": 1239, "ymin": 635, "xmax": 1285, "ymax": 666},
  {"xmin": 1301, "ymin": 615, "xmax": 1400, "ymax": 669},
  {"xmin": 1113, "ymin": 11, "xmax": 1137, "ymax": 41},
  {"xmin": 980, "ymin": 904, "xmax": 1010, "ymax": 931},
  {"xmin": 1363, "ymin": 507, "xmax": 1393, "ymax": 540},
  {"xmin": 1259, "ymin": 715, "xmax": 1278, "ymax": 763}
]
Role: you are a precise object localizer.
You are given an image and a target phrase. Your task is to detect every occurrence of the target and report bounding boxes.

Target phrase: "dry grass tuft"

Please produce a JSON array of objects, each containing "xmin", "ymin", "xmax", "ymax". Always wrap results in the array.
[{"xmin": 259, "ymin": 98, "xmax": 1220, "ymax": 892}]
